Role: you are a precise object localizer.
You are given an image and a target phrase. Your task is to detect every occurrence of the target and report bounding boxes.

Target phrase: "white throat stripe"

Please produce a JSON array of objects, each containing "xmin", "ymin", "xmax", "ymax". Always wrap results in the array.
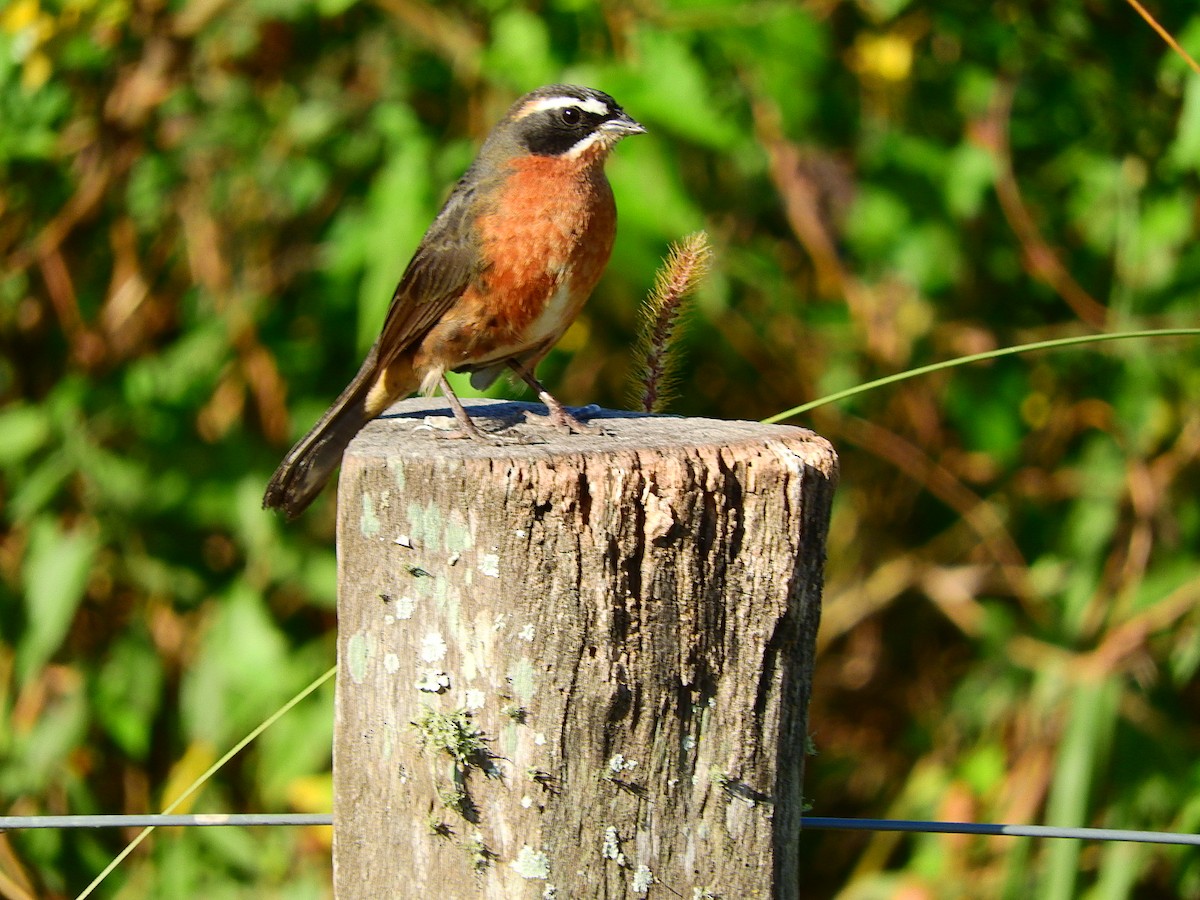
[
  {"xmin": 518, "ymin": 95, "xmax": 611, "ymax": 119},
  {"xmin": 563, "ymin": 131, "xmax": 604, "ymax": 159}
]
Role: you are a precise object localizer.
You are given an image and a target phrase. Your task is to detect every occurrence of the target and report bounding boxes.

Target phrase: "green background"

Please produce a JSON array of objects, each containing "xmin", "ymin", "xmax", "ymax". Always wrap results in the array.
[{"xmin": 2, "ymin": 0, "xmax": 1200, "ymax": 896}]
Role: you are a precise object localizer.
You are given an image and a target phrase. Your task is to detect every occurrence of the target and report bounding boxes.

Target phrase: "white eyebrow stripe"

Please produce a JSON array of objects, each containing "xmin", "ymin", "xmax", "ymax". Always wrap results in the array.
[{"xmin": 517, "ymin": 95, "xmax": 611, "ymax": 119}]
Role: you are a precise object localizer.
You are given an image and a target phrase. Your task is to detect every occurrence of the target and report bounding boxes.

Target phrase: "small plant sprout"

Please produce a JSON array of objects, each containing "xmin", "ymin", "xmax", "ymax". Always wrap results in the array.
[
  {"xmin": 709, "ymin": 769, "xmax": 731, "ymax": 789},
  {"xmin": 464, "ymin": 832, "xmax": 494, "ymax": 874},
  {"xmin": 501, "ymin": 703, "xmax": 526, "ymax": 722},
  {"xmin": 632, "ymin": 864, "xmax": 654, "ymax": 895},
  {"xmin": 438, "ymin": 782, "xmax": 469, "ymax": 816},
  {"xmin": 692, "ymin": 889, "xmax": 719, "ymax": 900},
  {"xmin": 511, "ymin": 845, "xmax": 551, "ymax": 880},
  {"xmin": 413, "ymin": 706, "xmax": 486, "ymax": 767}
]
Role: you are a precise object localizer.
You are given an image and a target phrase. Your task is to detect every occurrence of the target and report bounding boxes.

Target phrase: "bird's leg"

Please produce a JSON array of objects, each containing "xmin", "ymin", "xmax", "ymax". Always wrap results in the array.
[
  {"xmin": 438, "ymin": 375, "xmax": 488, "ymax": 439},
  {"xmin": 508, "ymin": 361, "xmax": 594, "ymax": 433}
]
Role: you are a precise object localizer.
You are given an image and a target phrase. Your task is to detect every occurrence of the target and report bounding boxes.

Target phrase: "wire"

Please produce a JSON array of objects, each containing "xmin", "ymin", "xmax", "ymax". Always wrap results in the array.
[
  {"xmin": 8, "ymin": 812, "xmax": 1197, "ymax": 848},
  {"xmin": 802, "ymin": 817, "xmax": 1200, "ymax": 846},
  {"xmin": 0, "ymin": 813, "xmax": 332, "ymax": 831}
]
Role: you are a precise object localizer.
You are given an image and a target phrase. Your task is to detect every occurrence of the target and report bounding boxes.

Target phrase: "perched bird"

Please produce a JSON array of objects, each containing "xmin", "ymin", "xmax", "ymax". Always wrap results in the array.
[{"xmin": 263, "ymin": 84, "xmax": 645, "ymax": 519}]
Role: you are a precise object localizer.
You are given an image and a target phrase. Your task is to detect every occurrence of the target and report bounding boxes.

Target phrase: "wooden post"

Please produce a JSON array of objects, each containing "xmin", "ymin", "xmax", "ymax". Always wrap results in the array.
[{"xmin": 332, "ymin": 398, "xmax": 838, "ymax": 899}]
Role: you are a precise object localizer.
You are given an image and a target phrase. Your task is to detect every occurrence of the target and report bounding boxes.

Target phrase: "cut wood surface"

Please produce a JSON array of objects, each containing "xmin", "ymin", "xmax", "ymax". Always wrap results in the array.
[{"xmin": 333, "ymin": 398, "xmax": 838, "ymax": 899}]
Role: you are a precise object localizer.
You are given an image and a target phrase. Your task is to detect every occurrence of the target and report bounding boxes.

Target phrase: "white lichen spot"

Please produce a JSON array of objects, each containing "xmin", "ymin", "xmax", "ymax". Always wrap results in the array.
[
  {"xmin": 508, "ymin": 657, "xmax": 536, "ymax": 703},
  {"xmin": 607, "ymin": 754, "xmax": 638, "ymax": 775},
  {"xmin": 520, "ymin": 795, "xmax": 534, "ymax": 809},
  {"xmin": 632, "ymin": 864, "xmax": 653, "ymax": 894},
  {"xmin": 360, "ymin": 494, "xmax": 380, "ymax": 538},
  {"xmin": 383, "ymin": 652, "xmax": 400, "ymax": 674},
  {"xmin": 464, "ymin": 689, "xmax": 486, "ymax": 710},
  {"xmin": 542, "ymin": 886, "xmax": 558, "ymax": 900},
  {"xmin": 511, "ymin": 845, "xmax": 551, "ymax": 880},
  {"xmin": 601, "ymin": 826, "xmax": 627, "ymax": 867},
  {"xmin": 394, "ymin": 534, "xmax": 412, "ymax": 548},
  {"xmin": 682, "ymin": 735, "xmax": 697, "ymax": 751},
  {"xmin": 480, "ymin": 553, "xmax": 501, "ymax": 578},
  {"xmin": 396, "ymin": 596, "xmax": 416, "ymax": 619},
  {"xmin": 515, "ymin": 528, "xmax": 527, "ymax": 538},
  {"xmin": 420, "ymin": 414, "xmax": 458, "ymax": 432},
  {"xmin": 419, "ymin": 632, "xmax": 448, "ymax": 663},
  {"xmin": 347, "ymin": 632, "xmax": 373, "ymax": 685},
  {"xmin": 448, "ymin": 551, "xmax": 460, "ymax": 566},
  {"xmin": 518, "ymin": 623, "xmax": 535, "ymax": 642},
  {"xmin": 415, "ymin": 669, "xmax": 450, "ymax": 693},
  {"xmin": 533, "ymin": 732, "xmax": 547, "ymax": 746},
  {"xmin": 383, "ymin": 614, "xmax": 395, "ymax": 625},
  {"xmin": 493, "ymin": 614, "xmax": 506, "ymax": 632},
  {"xmin": 601, "ymin": 826, "xmax": 621, "ymax": 861}
]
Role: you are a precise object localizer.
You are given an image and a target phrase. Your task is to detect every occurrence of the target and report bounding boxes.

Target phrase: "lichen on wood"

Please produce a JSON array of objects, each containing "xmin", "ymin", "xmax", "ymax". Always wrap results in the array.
[{"xmin": 333, "ymin": 398, "xmax": 838, "ymax": 899}]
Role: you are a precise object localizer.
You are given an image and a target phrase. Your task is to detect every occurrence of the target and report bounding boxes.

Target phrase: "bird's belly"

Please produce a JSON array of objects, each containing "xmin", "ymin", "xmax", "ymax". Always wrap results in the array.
[{"xmin": 498, "ymin": 276, "xmax": 578, "ymax": 355}]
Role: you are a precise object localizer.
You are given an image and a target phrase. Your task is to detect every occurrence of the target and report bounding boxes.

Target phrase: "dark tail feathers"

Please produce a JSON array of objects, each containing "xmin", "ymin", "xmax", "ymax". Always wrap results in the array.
[{"xmin": 263, "ymin": 370, "xmax": 377, "ymax": 520}]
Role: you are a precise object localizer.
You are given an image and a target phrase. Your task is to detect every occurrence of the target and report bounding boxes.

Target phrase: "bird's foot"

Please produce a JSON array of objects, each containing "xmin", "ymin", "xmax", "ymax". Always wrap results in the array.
[{"xmin": 524, "ymin": 403, "xmax": 612, "ymax": 435}]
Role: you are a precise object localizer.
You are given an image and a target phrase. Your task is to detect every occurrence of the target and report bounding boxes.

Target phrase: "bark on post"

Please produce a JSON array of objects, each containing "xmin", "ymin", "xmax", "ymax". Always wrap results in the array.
[{"xmin": 332, "ymin": 398, "xmax": 838, "ymax": 899}]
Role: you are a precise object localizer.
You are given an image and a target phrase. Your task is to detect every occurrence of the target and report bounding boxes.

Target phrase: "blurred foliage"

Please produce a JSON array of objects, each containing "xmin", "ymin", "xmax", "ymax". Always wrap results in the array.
[{"xmin": 2, "ymin": 0, "xmax": 1200, "ymax": 896}]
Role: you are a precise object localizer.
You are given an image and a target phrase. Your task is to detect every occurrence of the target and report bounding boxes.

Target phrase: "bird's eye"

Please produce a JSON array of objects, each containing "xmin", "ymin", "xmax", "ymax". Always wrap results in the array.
[{"xmin": 560, "ymin": 107, "xmax": 581, "ymax": 125}]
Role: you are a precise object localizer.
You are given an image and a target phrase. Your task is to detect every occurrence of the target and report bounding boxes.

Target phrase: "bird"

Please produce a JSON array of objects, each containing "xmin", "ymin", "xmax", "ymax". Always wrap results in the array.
[{"xmin": 263, "ymin": 84, "xmax": 645, "ymax": 519}]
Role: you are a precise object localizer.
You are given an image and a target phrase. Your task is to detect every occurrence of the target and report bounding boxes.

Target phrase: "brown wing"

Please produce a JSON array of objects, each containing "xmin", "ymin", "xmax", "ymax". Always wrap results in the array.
[{"xmin": 373, "ymin": 176, "xmax": 489, "ymax": 368}]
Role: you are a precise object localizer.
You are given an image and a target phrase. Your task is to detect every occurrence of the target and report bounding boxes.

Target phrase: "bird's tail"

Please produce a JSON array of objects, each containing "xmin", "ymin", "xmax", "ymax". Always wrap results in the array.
[{"xmin": 263, "ymin": 353, "xmax": 402, "ymax": 519}]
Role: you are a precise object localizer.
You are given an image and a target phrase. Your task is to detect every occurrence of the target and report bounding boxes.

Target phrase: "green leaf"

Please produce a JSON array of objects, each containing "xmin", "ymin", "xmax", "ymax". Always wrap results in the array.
[
  {"xmin": 944, "ymin": 141, "xmax": 997, "ymax": 219},
  {"xmin": 180, "ymin": 580, "xmax": 291, "ymax": 745},
  {"xmin": 94, "ymin": 633, "xmax": 164, "ymax": 759},
  {"xmin": 316, "ymin": 0, "xmax": 359, "ymax": 16},
  {"xmin": 1167, "ymin": 76, "xmax": 1200, "ymax": 171},
  {"xmin": 7, "ymin": 450, "xmax": 72, "ymax": 523},
  {"xmin": 0, "ymin": 403, "xmax": 51, "ymax": 467},
  {"xmin": 0, "ymin": 678, "xmax": 87, "ymax": 795},
  {"xmin": 18, "ymin": 516, "xmax": 98, "ymax": 682},
  {"xmin": 1043, "ymin": 679, "xmax": 1119, "ymax": 900}
]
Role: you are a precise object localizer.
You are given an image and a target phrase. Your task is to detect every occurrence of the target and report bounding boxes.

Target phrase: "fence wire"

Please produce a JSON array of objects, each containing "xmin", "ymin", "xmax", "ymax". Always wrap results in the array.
[{"xmin": 1, "ymin": 814, "xmax": 1195, "ymax": 847}]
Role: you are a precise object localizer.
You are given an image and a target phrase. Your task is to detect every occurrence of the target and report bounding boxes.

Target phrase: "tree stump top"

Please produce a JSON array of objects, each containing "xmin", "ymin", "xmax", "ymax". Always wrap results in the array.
[{"xmin": 349, "ymin": 397, "xmax": 838, "ymax": 475}]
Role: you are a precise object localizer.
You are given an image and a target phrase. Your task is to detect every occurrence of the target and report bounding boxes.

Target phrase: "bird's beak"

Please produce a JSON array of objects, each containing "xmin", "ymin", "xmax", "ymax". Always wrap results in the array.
[{"xmin": 601, "ymin": 112, "xmax": 647, "ymax": 138}]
